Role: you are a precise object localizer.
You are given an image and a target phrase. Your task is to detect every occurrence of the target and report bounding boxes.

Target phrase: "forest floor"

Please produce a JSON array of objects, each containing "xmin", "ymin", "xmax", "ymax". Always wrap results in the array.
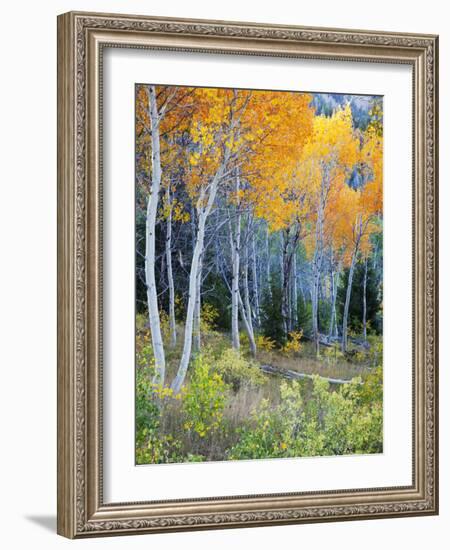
[
  {"xmin": 158, "ymin": 335, "xmax": 366, "ymax": 394},
  {"xmin": 256, "ymin": 344, "xmax": 372, "ymax": 381},
  {"xmin": 136, "ymin": 315, "xmax": 383, "ymax": 463}
]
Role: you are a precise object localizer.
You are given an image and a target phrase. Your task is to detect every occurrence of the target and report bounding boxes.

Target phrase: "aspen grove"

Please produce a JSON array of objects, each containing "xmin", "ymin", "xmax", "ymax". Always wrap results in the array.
[{"xmin": 135, "ymin": 85, "xmax": 384, "ymax": 464}]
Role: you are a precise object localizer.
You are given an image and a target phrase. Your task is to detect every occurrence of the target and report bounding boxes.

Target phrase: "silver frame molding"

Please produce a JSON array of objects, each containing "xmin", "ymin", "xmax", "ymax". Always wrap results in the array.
[{"xmin": 57, "ymin": 11, "xmax": 439, "ymax": 538}]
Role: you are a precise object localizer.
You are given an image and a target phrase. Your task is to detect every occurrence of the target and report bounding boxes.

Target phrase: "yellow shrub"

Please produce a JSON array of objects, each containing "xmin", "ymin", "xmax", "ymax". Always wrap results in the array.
[
  {"xmin": 214, "ymin": 348, "xmax": 266, "ymax": 389},
  {"xmin": 282, "ymin": 330, "xmax": 303, "ymax": 356},
  {"xmin": 256, "ymin": 334, "xmax": 276, "ymax": 352},
  {"xmin": 200, "ymin": 303, "xmax": 219, "ymax": 333}
]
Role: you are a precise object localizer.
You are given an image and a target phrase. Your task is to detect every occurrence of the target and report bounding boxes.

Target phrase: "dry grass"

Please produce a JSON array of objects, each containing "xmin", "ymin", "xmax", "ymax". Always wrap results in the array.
[
  {"xmin": 136, "ymin": 318, "xmax": 381, "ymax": 462},
  {"xmin": 256, "ymin": 341, "xmax": 372, "ymax": 381}
]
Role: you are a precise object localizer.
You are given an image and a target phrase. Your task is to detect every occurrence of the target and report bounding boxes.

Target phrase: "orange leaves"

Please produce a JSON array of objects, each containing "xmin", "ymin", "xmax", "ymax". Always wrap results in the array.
[
  {"xmin": 135, "ymin": 84, "xmax": 383, "ymax": 257},
  {"xmin": 241, "ymin": 90, "xmax": 315, "ymax": 230},
  {"xmin": 302, "ymin": 104, "xmax": 359, "ymax": 173}
]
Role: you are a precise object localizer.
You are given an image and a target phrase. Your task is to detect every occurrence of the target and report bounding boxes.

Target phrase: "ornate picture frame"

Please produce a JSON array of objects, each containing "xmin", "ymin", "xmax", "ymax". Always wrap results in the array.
[{"xmin": 57, "ymin": 11, "xmax": 438, "ymax": 538}]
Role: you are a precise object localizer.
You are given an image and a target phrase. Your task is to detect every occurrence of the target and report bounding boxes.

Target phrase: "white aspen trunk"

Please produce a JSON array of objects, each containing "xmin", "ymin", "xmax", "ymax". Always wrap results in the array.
[
  {"xmin": 311, "ymin": 207, "xmax": 324, "ymax": 355},
  {"xmin": 342, "ymin": 249, "xmax": 357, "ymax": 353},
  {"xmin": 230, "ymin": 175, "xmax": 241, "ymax": 351},
  {"xmin": 193, "ymin": 255, "xmax": 202, "ymax": 352},
  {"xmin": 334, "ymin": 269, "xmax": 340, "ymax": 338},
  {"xmin": 342, "ymin": 216, "xmax": 363, "ymax": 352},
  {"xmin": 328, "ymin": 268, "xmax": 337, "ymax": 340},
  {"xmin": 171, "ymin": 209, "xmax": 207, "ymax": 393},
  {"xmin": 238, "ymin": 291, "xmax": 257, "ymax": 357},
  {"xmin": 279, "ymin": 234, "xmax": 285, "ymax": 290},
  {"xmin": 231, "ymin": 243, "xmax": 240, "ymax": 350},
  {"xmin": 243, "ymin": 241, "xmax": 254, "ymax": 339},
  {"xmin": 281, "ymin": 231, "xmax": 289, "ymax": 337},
  {"xmin": 287, "ymin": 262, "xmax": 292, "ymax": 333},
  {"xmin": 362, "ymin": 257, "xmax": 368, "ymax": 341},
  {"xmin": 146, "ymin": 85, "xmax": 166, "ymax": 384},
  {"xmin": 251, "ymin": 230, "xmax": 260, "ymax": 328},
  {"xmin": 171, "ymin": 159, "xmax": 228, "ymax": 393},
  {"xmin": 292, "ymin": 251, "xmax": 298, "ymax": 328},
  {"xmin": 165, "ymin": 186, "xmax": 177, "ymax": 348},
  {"xmin": 265, "ymin": 224, "xmax": 272, "ymax": 299},
  {"xmin": 312, "ymin": 165, "xmax": 333, "ymax": 354}
]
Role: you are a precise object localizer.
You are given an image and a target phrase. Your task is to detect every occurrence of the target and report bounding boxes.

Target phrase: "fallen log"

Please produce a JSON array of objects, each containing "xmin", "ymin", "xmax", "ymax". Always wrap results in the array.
[{"xmin": 259, "ymin": 364, "xmax": 361, "ymax": 385}]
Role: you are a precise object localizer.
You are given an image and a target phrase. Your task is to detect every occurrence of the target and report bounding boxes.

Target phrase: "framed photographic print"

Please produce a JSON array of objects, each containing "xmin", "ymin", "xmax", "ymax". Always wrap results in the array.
[{"xmin": 57, "ymin": 11, "xmax": 439, "ymax": 538}]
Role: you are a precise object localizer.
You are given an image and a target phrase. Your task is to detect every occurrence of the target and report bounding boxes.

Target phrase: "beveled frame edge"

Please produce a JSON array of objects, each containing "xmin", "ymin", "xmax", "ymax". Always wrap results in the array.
[{"xmin": 57, "ymin": 11, "xmax": 439, "ymax": 539}]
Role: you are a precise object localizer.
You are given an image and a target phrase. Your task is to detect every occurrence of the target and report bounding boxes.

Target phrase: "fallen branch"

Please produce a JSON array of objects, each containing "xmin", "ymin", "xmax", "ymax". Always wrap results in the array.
[{"xmin": 259, "ymin": 364, "xmax": 361, "ymax": 385}]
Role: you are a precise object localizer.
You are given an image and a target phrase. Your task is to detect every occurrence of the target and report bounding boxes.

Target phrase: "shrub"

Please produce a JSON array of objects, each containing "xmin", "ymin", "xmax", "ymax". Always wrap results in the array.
[
  {"xmin": 136, "ymin": 312, "xmax": 148, "ymax": 332},
  {"xmin": 367, "ymin": 334, "xmax": 383, "ymax": 367},
  {"xmin": 323, "ymin": 343, "xmax": 345, "ymax": 365},
  {"xmin": 228, "ymin": 380, "xmax": 325, "ymax": 460},
  {"xmin": 200, "ymin": 303, "xmax": 219, "ymax": 333},
  {"xmin": 159, "ymin": 309, "xmax": 171, "ymax": 342},
  {"xmin": 281, "ymin": 330, "xmax": 303, "ymax": 356},
  {"xmin": 135, "ymin": 364, "xmax": 183, "ymax": 464},
  {"xmin": 214, "ymin": 348, "xmax": 266, "ymax": 390},
  {"xmin": 182, "ymin": 355, "xmax": 228, "ymax": 438},
  {"xmin": 229, "ymin": 374, "xmax": 382, "ymax": 460},
  {"xmin": 256, "ymin": 334, "xmax": 276, "ymax": 352}
]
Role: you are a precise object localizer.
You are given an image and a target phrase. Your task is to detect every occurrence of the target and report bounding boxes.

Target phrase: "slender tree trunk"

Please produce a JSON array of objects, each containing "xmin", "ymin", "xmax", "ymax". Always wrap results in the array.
[
  {"xmin": 230, "ymin": 175, "xmax": 241, "ymax": 351},
  {"xmin": 311, "ymin": 206, "xmax": 324, "ymax": 355},
  {"xmin": 171, "ymin": 158, "xmax": 229, "ymax": 393},
  {"xmin": 342, "ymin": 249, "xmax": 357, "ymax": 353},
  {"xmin": 243, "ymin": 240, "xmax": 253, "ymax": 336},
  {"xmin": 281, "ymin": 231, "xmax": 289, "ymax": 337},
  {"xmin": 265, "ymin": 224, "xmax": 272, "ymax": 299},
  {"xmin": 362, "ymin": 256, "xmax": 368, "ymax": 341},
  {"xmin": 193, "ymin": 256, "xmax": 202, "ymax": 352},
  {"xmin": 287, "ymin": 265, "xmax": 292, "ymax": 333},
  {"xmin": 328, "ymin": 267, "xmax": 340, "ymax": 340},
  {"xmin": 165, "ymin": 186, "xmax": 176, "ymax": 348},
  {"xmin": 281, "ymin": 230, "xmax": 300, "ymax": 337},
  {"xmin": 145, "ymin": 85, "xmax": 166, "ymax": 384},
  {"xmin": 251, "ymin": 230, "xmax": 260, "ymax": 328},
  {"xmin": 328, "ymin": 268, "xmax": 335, "ymax": 340},
  {"xmin": 334, "ymin": 269, "xmax": 340, "ymax": 339},
  {"xmin": 238, "ymin": 291, "xmax": 256, "ymax": 357},
  {"xmin": 171, "ymin": 206, "xmax": 206, "ymax": 393},
  {"xmin": 292, "ymin": 251, "xmax": 298, "ymax": 328}
]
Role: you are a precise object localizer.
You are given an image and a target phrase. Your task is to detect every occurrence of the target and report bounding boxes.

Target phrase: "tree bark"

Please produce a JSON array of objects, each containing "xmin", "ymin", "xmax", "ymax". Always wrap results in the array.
[
  {"xmin": 193, "ymin": 255, "xmax": 202, "ymax": 352},
  {"xmin": 328, "ymin": 268, "xmax": 339, "ymax": 340},
  {"xmin": 281, "ymin": 231, "xmax": 289, "ymax": 337},
  {"xmin": 165, "ymin": 185, "xmax": 177, "ymax": 348},
  {"xmin": 265, "ymin": 224, "xmax": 272, "ymax": 299},
  {"xmin": 342, "ymin": 249, "xmax": 357, "ymax": 353},
  {"xmin": 238, "ymin": 291, "xmax": 257, "ymax": 357},
  {"xmin": 171, "ymin": 156, "xmax": 229, "ymax": 393},
  {"xmin": 362, "ymin": 256, "xmax": 368, "ymax": 341},
  {"xmin": 229, "ymin": 174, "xmax": 241, "ymax": 351},
  {"xmin": 292, "ymin": 251, "xmax": 298, "ymax": 328},
  {"xmin": 342, "ymin": 216, "xmax": 363, "ymax": 352},
  {"xmin": 145, "ymin": 85, "xmax": 166, "ymax": 384},
  {"xmin": 311, "ymin": 204, "xmax": 325, "ymax": 355},
  {"xmin": 328, "ymin": 268, "xmax": 335, "ymax": 339},
  {"xmin": 251, "ymin": 230, "xmax": 260, "ymax": 328},
  {"xmin": 281, "ymin": 229, "xmax": 300, "ymax": 337},
  {"xmin": 243, "ymin": 238, "xmax": 254, "ymax": 338}
]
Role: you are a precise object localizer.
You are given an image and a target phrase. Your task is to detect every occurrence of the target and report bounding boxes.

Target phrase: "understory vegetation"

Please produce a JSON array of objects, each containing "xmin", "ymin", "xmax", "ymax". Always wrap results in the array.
[{"xmin": 136, "ymin": 311, "xmax": 383, "ymax": 464}]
